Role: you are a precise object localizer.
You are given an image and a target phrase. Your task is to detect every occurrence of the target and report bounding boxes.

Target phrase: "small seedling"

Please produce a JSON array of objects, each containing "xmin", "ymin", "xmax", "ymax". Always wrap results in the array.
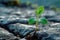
[{"xmin": 29, "ymin": 6, "xmax": 48, "ymax": 31}]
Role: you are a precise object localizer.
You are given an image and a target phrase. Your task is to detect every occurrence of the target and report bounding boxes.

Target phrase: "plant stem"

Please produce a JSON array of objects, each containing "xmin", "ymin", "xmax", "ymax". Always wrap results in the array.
[{"xmin": 35, "ymin": 15, "xmax": 39, "ymax": 31}]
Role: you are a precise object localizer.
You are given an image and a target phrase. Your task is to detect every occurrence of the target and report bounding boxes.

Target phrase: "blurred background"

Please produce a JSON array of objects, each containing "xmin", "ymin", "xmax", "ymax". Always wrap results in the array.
[{"xmin": 0, "ymin": 0, "xmax": 60, "ymax": 40}]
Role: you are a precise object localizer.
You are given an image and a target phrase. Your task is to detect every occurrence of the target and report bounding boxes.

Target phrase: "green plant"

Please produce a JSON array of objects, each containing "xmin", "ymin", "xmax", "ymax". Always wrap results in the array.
[{"xmin": 28, "ymin": 6, "xmax": 48, "ymax": 31}]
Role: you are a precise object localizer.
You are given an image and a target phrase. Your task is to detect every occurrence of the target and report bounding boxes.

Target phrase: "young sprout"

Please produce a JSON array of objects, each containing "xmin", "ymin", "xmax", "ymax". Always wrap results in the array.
[{"xmin": 29, "ymin": 6, "xmax": 44, "ymax": 31}]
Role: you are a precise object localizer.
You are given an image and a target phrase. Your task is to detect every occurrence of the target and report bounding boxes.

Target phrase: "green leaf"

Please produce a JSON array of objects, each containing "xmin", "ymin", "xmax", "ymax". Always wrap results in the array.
[
  {"xmin": 28, "ymin": 18, "xmax": 35, "ymax": 25},
  {"xmin": 35, "ymin": 6, "xmax": 44, "ymax": 16},
  {"xmin": 40, "ymin": 18, "xmax": 48, "ymax": 24}
]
